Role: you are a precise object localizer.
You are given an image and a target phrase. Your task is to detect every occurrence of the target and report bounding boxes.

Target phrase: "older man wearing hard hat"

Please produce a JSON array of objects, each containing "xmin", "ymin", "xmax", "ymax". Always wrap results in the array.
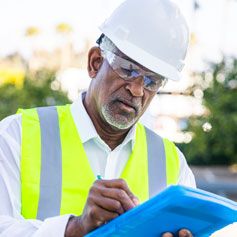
[{"xmin": 0, "ymin": 0, "xmax": 195, "ymax": 236}]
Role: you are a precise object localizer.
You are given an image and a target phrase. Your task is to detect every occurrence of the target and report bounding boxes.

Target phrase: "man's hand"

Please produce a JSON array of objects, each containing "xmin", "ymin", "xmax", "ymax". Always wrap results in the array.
[
  {"xmin": 65, "ymin": 179, "xmax": 139, "ymax": 237},
  {"xmin": 162, "ymin": 229, "xmax": 193, "ymax": 237}
]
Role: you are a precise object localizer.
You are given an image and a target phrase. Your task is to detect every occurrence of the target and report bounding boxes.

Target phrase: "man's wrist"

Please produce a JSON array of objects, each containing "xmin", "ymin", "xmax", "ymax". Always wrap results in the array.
[{"xmin": 65, "ymin": 215, "xmax": 86, "ymax": 237}]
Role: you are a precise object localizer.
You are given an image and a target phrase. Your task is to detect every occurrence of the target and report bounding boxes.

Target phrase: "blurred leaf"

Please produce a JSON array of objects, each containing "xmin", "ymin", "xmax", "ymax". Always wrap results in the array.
[
  {"xmin": 0, "ymin": 69, "xmax": 71, "ymax": 120},
  {"xmin": 56, "ymin": 23, "xmax": 73, "ymax": 34},
  {"xmin": 0, "ymin": 68, "xmax": 25, "ymax": 88},
  {"xmin": 179, "ymin": 58, "xmax": 237, "ymax": 165},
  {"xmin": 25, "ymin": 26, "xmax": 40, "ymax": 37}
]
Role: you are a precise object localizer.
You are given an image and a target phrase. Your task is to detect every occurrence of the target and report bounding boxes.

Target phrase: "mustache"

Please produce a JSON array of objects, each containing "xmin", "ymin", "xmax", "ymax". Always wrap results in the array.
[{"xmin": 113, "ymin": 95, "xmax": 142, "ymax": 112}]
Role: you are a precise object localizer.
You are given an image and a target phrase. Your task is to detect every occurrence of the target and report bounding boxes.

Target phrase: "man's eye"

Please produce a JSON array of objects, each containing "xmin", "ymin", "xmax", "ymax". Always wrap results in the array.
[
  {"xmin": 144, "ymin": 76, "xmax": 156, "ymax": 87},
  {"xmin": 121, "ymin": 68, "xmax": 140, "ymax": 78},
  {"xmin": 121, "ymin": 68, "xmax": 133, "ymax": 77}
]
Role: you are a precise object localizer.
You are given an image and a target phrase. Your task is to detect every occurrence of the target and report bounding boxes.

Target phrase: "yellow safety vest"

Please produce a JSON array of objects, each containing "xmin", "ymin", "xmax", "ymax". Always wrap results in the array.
[{"xmin": 18, "ymin": 105, "xmax": 180, "ymax": 220}]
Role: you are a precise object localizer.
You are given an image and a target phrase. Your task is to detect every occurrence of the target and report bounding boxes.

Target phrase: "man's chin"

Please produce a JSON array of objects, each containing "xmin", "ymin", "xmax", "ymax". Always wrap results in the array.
[
  {"xmin": 108, "ymin": 119, "xmax": 136, "ymax": 130},
  {"xmin": 101, "ymin": 105, "xmax": 139, "ymax": 130},
  {"xmin": 106, "ymin": 115, "xmax": 137, "ymax": 130}
]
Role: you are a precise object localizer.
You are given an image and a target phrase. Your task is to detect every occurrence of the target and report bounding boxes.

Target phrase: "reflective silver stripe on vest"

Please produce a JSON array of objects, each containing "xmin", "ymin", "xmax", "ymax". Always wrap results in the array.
[
  {"xmin": 145, "ymin": 127, "xmax": 167, "ymax": 198},
  {"xmin": 37, "ymin": 107, "xmax": 62, "ymax": 220}
]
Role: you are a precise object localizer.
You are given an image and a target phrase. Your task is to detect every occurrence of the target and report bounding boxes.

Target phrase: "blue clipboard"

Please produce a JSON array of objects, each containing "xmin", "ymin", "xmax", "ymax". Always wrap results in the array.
[{"xmin": 85, "ymin": 185, "xmax": 237, "ymax": 237}]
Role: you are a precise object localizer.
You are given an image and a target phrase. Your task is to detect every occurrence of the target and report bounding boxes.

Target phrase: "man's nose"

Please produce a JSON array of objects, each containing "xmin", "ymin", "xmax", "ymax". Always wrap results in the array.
[{"xmin": 125, "ymin": 77, "xmax": 144, "ymax": 97}]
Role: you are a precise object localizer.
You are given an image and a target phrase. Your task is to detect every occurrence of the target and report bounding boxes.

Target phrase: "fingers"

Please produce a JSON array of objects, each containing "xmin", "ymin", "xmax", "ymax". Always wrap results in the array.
[
  {"xmin": 94, "ymin": 179, "xmax": 140, "ymax": 210},
  {"xmin": 90, "ymin": 193, "xmax": 125, "ymax": 214},
  {"xmin": 80, "ymin": 204, "xmax": 119, "ymax": 235},
  {"xmin": 100, "ymin": 179, "xmax": 139, "ymax": 203},
  {"xmin": 99, "ymin": 186, "xmax": 136, "ymax": 211},
  {"xmin": 178, "ymin": 229, "xmax": 193, "ymax": 237},
  {"xmin": 162, "ymin": 232, "xmax": 174, "ymax": 237},
  {"xmin": 79, "ymin": 178, "xmax": 139, "ymax": 234},
  {"xmin": 161, "ymin": 229, "xmax": 193, "ymax": 237},
  {"xmin": 86, "ymin": 205, "xmax": 119, "ymax": 227}
]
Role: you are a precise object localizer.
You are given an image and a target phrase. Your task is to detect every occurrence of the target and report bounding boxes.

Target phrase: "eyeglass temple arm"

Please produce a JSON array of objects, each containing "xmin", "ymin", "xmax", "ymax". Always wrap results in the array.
[{"xmin": 157, "ymin": 91, "xmax": 193, "ymax": 96}]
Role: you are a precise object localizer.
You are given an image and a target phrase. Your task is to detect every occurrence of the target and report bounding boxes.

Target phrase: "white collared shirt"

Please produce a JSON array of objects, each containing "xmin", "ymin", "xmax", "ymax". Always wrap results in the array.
[{"xmin": 0, "ymin": 93, "xmax": 195, "ymax": 236}]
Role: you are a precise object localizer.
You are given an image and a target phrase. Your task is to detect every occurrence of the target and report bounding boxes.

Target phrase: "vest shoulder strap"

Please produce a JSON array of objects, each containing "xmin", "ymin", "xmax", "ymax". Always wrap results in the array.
[{"xmin": 144, "ymin": 125, "xmax": 180, "ymax": 197}]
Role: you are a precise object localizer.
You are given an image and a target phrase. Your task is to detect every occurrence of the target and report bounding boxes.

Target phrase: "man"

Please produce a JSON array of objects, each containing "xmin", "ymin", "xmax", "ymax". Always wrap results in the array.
[{"xmin": 0, "ymin": 0, "xmax": 195, "ymax": 236}]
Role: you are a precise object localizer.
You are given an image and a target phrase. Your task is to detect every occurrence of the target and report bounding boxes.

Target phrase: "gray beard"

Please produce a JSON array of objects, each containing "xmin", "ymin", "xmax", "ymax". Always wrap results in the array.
[{"xmin": 101, "ymin": 104, "xmax": 137, "ymax": 130}]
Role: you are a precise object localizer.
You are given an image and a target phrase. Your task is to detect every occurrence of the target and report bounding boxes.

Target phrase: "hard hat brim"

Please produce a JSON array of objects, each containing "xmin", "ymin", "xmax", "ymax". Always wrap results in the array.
[{"xmin": 100, "ymin": 28, "xmax": 183, "ymax": 81}]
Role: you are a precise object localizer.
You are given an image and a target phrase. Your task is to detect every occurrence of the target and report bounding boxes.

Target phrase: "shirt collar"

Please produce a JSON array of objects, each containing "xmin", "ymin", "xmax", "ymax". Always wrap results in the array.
[{"xmin": 70, "ymin": 92, "xmax": 136, "ymax": 147}]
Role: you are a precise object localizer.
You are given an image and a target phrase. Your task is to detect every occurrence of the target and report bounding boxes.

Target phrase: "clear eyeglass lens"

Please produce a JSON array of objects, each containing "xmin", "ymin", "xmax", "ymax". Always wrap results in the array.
[
  {"xmin": 115, "ymin": 67, "xmax": 163, "ymax": 91},
  {"xmin": 104, "ymin": 50, "xmax": 164, "ymax": 92},
  {"xmin": 118, "ymin": 68, "xmax": 135, "ymax": 78},
  {"xmin": 144, "ymin": 76, "xmax": 163, "ymax": 91}
]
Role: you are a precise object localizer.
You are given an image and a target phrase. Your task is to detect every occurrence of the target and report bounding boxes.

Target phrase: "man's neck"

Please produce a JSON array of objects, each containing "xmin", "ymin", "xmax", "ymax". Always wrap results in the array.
[{"xmin": 83, "ymin": 92, "xmax": 130, "ymax": 150}]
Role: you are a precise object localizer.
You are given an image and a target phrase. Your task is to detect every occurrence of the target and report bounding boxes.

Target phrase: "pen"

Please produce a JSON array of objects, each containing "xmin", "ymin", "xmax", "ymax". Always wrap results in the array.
[{"xmin": 97, "ymin": 175, "xmax": 102, "ymax": 180}]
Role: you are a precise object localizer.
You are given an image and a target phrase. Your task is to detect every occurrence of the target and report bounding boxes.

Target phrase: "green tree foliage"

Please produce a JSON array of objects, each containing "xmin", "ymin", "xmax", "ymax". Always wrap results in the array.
[
  {"xmin": 180, "ymin": 59, "xmax": 237, "ymax": 165},
  {"xmin": 0, "ymin": 70, "xmax": 71, "ymax": 120}
]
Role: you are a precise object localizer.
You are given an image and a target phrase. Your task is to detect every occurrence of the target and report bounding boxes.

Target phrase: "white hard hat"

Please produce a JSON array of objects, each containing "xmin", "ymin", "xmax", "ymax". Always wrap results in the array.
[{"xmin": 99, "ymin": 0, "xmax": 189, "ymax": 81}]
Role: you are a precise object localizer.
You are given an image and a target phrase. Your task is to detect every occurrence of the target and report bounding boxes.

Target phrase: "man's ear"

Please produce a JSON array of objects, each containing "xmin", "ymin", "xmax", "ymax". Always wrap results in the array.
[{"xmin": 87, "ymin": 47, "xmax": 104, "ymax": 78}]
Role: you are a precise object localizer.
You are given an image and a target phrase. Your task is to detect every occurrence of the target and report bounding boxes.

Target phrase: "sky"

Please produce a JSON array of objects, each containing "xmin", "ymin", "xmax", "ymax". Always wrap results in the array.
[
  {"xmin": 0, "ymin": 0, "xmax": 121, "ymax": 56},
  {"xmin": 0, "ymin": 0, "xmax": 237, "ymax": 63}
]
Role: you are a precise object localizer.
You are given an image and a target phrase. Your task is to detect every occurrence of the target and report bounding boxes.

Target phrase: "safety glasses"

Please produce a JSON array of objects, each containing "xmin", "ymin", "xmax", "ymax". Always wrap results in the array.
[{"xmin": 102, "ymin": 50, "xmax": 167, "ymax": 92}]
